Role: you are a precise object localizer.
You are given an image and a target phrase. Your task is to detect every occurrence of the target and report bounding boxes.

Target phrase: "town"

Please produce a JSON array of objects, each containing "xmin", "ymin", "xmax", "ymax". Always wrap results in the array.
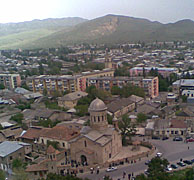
[{"xmin": 0, "ymin": 40, "xmax": 194, "ymax": 180}]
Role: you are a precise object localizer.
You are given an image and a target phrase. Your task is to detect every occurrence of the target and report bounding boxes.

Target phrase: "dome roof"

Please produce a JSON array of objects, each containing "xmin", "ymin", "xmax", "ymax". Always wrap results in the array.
[{"xmin": 89, "ymin": 98, "xmax": 107, "ymax": 112}]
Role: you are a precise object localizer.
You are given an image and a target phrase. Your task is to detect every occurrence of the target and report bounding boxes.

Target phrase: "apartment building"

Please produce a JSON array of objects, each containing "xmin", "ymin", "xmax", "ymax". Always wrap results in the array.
[
  {"xmin": 26, "ymin": 69, "xmax": 114, "ymax": 95},
  {"xmin": 130, "ymin": 67, "xmax": 178, "ymax": 78},
  {"xmin": 173, "ymin": 79, "xmax": 194, "ymax": 94},
  {"xmin": 0, "ymin": 74, "xmax": 21, "ymax": 89},
  {"xmin": 87, "ymin": 76, "xmax": 159, "ymax": 98}
]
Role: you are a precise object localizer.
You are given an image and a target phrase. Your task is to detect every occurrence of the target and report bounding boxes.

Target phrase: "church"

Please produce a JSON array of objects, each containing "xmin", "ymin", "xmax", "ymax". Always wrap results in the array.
[{"xmin": 70, "ymin": 98, "xmax": 122, "ymax": 165}]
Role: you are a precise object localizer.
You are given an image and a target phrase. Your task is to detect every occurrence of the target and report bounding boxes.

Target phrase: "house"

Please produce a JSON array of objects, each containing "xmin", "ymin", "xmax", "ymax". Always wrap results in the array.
[
  {"xmin": 0, "ymin": 141, "xmax": 31, "ymax": 173},
  {"xmin": 0, "ymin": 126, "xmax": 23, "ymax": 142},
  {"xmin": 38, "ymin": 125, "xmax": 80, "ymax": 150},
  {"xmin": 128, "ymin": 95, "xmax": 144, "ymax": 105},
  {"xmin": 107, "ymin": 98, "xmax": 135, "ymax": 117},
  {"xmin": 58, "ymin": 91, "xmax": 88, "ymax": 109},
  {"xmin": 153, "ymin": 119, "xmax": 190, "ymax": 137},
  {"xmin": 26, "ymin": 145, "xmax": 69, "ymax": 180}
]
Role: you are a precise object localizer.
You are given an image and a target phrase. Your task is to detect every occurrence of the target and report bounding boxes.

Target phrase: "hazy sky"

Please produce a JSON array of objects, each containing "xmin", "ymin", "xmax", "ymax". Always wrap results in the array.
[{"xmin": 0, "ymin": 0, "xmax": 194, "ymax": 23}]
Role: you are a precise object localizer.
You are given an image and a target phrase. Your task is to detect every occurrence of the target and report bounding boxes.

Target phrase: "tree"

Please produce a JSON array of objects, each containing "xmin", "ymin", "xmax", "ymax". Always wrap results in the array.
[
  {"xmin": 0, "ymin": 169, "xmax": 5, "ymax": 180},
  {"xmin": 185, "ymin": 168, "xmax": 194, "ymax": 180},
  {"xmin": 47, "ymin": 141, "xmax": 59, "ymax": 150},
  {"xmin": 12, "ymin": 159, "xmax": 28, "ymax": 180},
  {"xmin": 10, "ymin": 113, "xmax": 24, "ymax": 124},
  {"xmin": 118, "ymin": 114, "xmax": 136, "ymax": 146},
  {"xmin": 75, "ymin": 105, "xmax": 89, "ymax": 117},
  {"xmin": 147, "ymin": 157, "xmax": 169, "ymax": 180},
  {"xmin": 0, "ymin": 83, "xmax": 5, "ymax": 90},
  {"xmin": 181, "ymin": 95, "xmax": 187, "ymax": 103},
  {"xmin": 12, "ymin": 159, "xmax": 23, "ymax": 169},
  {"xmin": 107, "ymin": 114, "xmax": 113, "ymax": 124},
  {"xmin": 111, "ymin": 86, "xmax": 121, "ymax": 95},
  {"xmin": 43, "ymin": 88, "xmax": 48, "ymax": 96},
  {"xmin": 137, "ymin": 113, "xmax": 148, "ymax": 123}
]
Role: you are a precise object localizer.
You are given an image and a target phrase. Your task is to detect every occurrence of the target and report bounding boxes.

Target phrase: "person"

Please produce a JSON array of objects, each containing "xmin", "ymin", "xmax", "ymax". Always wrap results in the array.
[
  {"xmin": 132, "ymin": 172, "xmax": 134, "ymax": 177},
  {"xmin": 188, "ymin": 146, "xmax": 190, "ymax": 150},
  {"xmin": 128, "ymin": 173, "xmax": 131, "ymax": 180}
]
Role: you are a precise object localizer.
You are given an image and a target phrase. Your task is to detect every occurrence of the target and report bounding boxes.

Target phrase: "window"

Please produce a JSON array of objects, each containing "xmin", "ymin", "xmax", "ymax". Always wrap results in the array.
[
  {"xmin": 42, "ymin": 139, "xmax": 44, "ymax": 144},
  {"xmin": 109, "ymin": 153, "xmax": 111, "ymax": 158},
  {"xmin": 62, "ymin": 143, "xmax": 65, "ymax": 147},
  {"xmin": 84, "ymin": 140, "xmax": 87, "ymax": 147},
  {"xmin": 98, "ymin": 116, "xmax": 100, "ymax": 122},
  {"xmin": 34, "ymin": 172, "xmax": 37, "ymax": 175},
  {"xmin": 9, "ymin": 156, "xmax": 12, "ymax": 160},
  {"xmin": 94, "ymin": 116, "xmax": 96, "ymax": 122},
  {"xmin": 102, "ymin": 116, "xmax": 104, "ymax": 121}
]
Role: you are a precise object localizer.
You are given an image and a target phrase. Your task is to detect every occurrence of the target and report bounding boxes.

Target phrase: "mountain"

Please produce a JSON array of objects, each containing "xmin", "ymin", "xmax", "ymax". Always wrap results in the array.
[
  {"xmin": 1, "ymin": 15, "xmax": 194, "ymax": 49},
  {"xmin": 0, "ymin": 17, "xmax": 87, "ymax": 49}
]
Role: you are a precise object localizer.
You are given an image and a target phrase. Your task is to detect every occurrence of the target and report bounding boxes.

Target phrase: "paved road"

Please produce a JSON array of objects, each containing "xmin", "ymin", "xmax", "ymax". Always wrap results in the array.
[{"xmin": 79, "ymin": 138, "xmax": 194, "ymax": 180}]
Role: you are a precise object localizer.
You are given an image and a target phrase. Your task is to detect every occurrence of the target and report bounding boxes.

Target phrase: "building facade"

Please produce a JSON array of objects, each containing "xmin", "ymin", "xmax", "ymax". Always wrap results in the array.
[
  {"xmin": 0, "ymin": 74, "xmax": 21, "ymax": 89},
  {"xmin": 70, "ymin": 98, "xmax": 122, "ymax": 165},
  {"xmin": 87, "ymin": 76, "xmax": 159, "ymax": 98},
  {"xmin": 26, "ymin": 69, "xmax": 114, "ymax": 95},
  {"xmin": 130, "ymin": 67, "xmax": 178, "ymax": 78}
]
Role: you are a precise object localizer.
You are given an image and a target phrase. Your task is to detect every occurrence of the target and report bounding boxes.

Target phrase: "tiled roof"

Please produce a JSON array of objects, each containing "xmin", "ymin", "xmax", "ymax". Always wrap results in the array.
[
  {"xmin": 26, "ymin": 160, "xmax": 48, "ymax": 172},
  {"xmin": 21, "ymin": 127, "xmax": 49, "ymax": 140},
  {"xmin": 46, "ymin": 145, "xmax": 56, "ymax": 154},
  {"xmin": 107, "ymin": 98, "xmax": 134, "ymax": 113},
  {"xmin": 40, "ymin": 125, "xmax": 80, "ymax": 141},
  {"xmin": 170, "ymin": 119, "xmax": 187, "ymax": 129},
  {"xmin": 59, "ymin": 91, "xmax": 88, "ymax": 101}
]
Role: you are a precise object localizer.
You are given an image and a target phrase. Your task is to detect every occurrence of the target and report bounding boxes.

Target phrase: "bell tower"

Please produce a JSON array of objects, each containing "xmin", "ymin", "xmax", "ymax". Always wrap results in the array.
[
  {"xmin": 105, "ymin": 48, "xmax": 113, "ymax": 69},
  {"xmin": 88, "ymin": 98, "xmax": 108, "ymax": 131}
]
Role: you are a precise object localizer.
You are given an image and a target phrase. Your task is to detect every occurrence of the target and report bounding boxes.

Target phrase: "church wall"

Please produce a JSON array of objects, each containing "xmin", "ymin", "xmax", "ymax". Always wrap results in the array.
[{"xmin": 70, "ymin": 137, "xmax": 104, "ymax": 164}]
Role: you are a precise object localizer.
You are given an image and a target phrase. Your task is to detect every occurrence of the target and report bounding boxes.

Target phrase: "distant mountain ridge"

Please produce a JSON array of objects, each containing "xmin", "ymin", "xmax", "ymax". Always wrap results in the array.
[
  {"xmin": 0, "ymin": 15, "xmax": 194, "ymax": 50},
  {"xmin": 0, "ymin": 17, "xmax": 87, "ymax": 49}
]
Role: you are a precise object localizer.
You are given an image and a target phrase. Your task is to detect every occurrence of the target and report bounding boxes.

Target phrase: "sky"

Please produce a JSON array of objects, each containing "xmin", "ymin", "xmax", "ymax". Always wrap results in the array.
[{"xmin": 0, "ymin": 0, "xmax": 194, "ymax": 24}]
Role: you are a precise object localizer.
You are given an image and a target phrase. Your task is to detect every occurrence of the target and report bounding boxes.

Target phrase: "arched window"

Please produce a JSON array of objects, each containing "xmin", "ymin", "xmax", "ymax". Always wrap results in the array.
[{"xmin": 84, "ymin": 140, "xmax": 87, "ymax": 147}]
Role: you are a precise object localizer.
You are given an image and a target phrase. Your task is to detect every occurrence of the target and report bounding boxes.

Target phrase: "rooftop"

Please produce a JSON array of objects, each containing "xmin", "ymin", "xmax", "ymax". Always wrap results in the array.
[{"xmin": 0, "ymin": 141, "xmax": 30, "ymax": 157}]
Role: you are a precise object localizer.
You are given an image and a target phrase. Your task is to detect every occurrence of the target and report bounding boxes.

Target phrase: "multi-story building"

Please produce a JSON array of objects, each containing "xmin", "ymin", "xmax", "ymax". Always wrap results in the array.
[
  {"xmin": 130, "ymin": 67, "xmax": 178, "ymax": 78},
  {"xmin": 26, "ymin": 69, "xmax": 114, "ymax": 95},
  {"xmin": 87, "ymin": 76, "xmax": 159, "ymax": 98},
  {"xmin": 0, "ymin": 74, "xmax": 21, "ymax": 89},
  {"xmin": 173, "ymin": 79, "xmax": 194, "ymax": 94}
]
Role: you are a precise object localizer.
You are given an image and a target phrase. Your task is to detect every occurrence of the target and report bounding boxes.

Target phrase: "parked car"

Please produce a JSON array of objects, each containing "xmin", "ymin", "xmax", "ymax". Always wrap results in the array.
[
  {"xmin": 171, "ymin": 164, "xmax": 178, "ymax": 169},
  {"xmin": 173, "ymin": 137, "xmax": 183, "ymax": 141},
  {"xmin": 145, "ymin": 160, "xmax": 151, "ymax": 165},
  {"xmin": 144, "ymin": 169, "xmax": 149, "ymax": 175},
  {"xmin": 183, "ymin": 160, "xmax": 192, "ymax": 165},
  {"xmin": 106, "ymin": 167, "xmax": 117, "ymax": 172},
  {"xmin": 186, "ymin": 138, "xmax": 194, "ymax": 142},
  {"xmin": 191, "ymin": 159, "xmax": 194, "ymax": 164},
  {"xmin": 166, "ymin": 166, "xmax": 173, "ymax": 172},
  {"xmin": 162, "ymin": 136, "xmax": 169, "ymax": 140},
  {"xmin": 152, "ymin": 136, "xmax": 160, "ymax": 140},
  {"xmin": 177, "ymin": 162, "xmax": 186, "ymax": 167},
  {"xmin": 156, "ymin": 152, "xmax": 162, "ymax": 157}
]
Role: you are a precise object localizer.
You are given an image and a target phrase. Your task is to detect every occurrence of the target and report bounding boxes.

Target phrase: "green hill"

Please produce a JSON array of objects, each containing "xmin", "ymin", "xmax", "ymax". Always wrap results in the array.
[
  {"xmin": 1, "ymin": 15, "xmax": 194, "ymax": 49},
  {"xmin": 0, "ymin": 17, "xmax": 87, "ymax": 49}
]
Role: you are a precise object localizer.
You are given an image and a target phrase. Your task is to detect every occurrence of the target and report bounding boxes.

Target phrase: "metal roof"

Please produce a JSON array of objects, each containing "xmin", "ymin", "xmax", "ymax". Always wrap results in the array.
[{"xmin": 0, "ymin": 141, "xmax": 29, "ymax": 157}]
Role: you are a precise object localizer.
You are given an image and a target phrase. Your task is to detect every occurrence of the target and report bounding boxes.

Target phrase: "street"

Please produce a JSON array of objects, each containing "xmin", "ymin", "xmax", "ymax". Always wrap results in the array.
[{"xmin": 79, "ymin": 138, "xmax": 194, "ymax": 180}]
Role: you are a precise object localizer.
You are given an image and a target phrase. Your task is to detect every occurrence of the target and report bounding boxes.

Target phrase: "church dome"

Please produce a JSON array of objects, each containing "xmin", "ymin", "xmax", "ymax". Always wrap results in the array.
[{"xmin": 89, "ymin": 98, "xmax": 107, "ymax": 112}]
